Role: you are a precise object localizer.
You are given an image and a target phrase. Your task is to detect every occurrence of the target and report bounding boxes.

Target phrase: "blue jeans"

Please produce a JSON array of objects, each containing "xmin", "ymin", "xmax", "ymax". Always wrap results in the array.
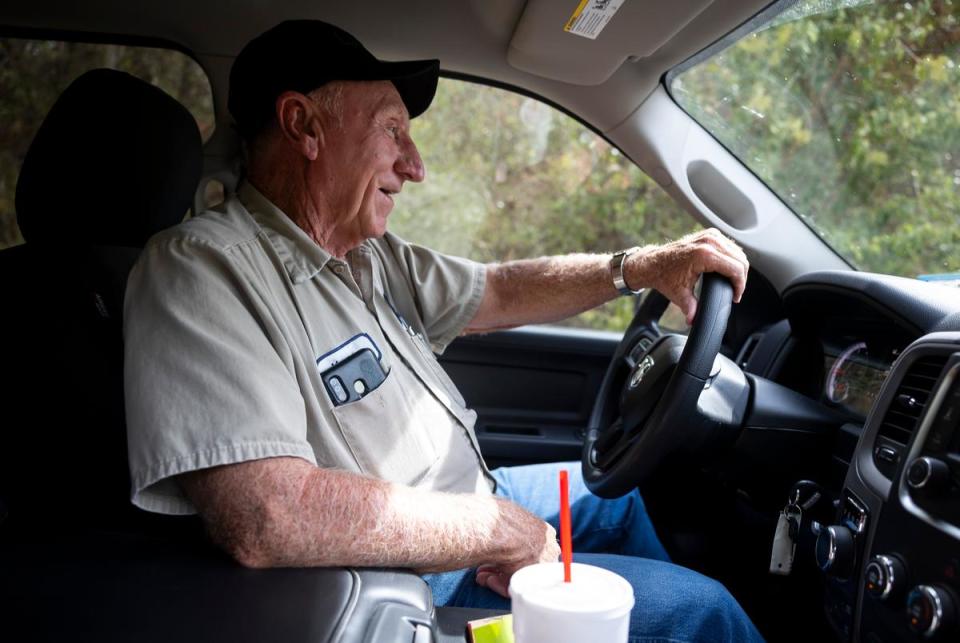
[{"xmin": 424, "ymin": 462, "xmax": 764, "ymax": 643}]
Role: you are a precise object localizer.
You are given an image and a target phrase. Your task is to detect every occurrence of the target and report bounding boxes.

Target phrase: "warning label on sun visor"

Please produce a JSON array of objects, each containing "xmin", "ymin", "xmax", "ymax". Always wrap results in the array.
[{"xmin": 564, "ymin": 0, "xmax": 626, "ymax": 40}]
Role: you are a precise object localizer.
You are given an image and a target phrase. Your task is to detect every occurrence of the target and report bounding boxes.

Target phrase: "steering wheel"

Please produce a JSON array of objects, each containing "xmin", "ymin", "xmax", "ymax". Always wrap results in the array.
[{"xmin": 582, "ymin": 273, "xmax": 750, "ymax": 498}]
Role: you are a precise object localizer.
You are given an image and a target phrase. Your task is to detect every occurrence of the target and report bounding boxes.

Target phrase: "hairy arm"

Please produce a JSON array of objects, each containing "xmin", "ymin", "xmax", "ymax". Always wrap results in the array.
[
  {"xmin": 179, "ymin": 457, "xmax": 558, "ymax": 584},
  {"xmin": 465, "ymin": 228, "xmax": 749, "ymax": 333},
  {"xmin": 465, "ymin": 252, "xmax": 617, "ymax": 333}
]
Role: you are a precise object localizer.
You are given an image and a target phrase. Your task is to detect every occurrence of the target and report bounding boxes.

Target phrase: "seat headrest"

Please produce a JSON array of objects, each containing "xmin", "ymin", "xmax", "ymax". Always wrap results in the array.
[{"xmin": 15, "ymin": 68, "xmax": 203, "ymax": 247}]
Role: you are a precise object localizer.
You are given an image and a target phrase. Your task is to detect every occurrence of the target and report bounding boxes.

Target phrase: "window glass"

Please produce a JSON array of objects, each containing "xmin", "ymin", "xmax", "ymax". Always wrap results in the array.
[
  {"xmin": 390, "ymin": 78, "xmax": 701, "ymax": 332},
  {"xmin": 0, "ymin": 38, "xmax": 215, "ymax": 250},
  {"xmin": 671, "ymin": 0, "xmax": 959, "ymax": 279}
]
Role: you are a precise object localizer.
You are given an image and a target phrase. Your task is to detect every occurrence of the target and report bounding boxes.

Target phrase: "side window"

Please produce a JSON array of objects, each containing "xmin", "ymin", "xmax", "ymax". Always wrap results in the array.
[
  {"xmin": 0, "ymin": 37, "xmax": 215, "ymax": 251},
  {"xmin": 390, "ymin": 78, "xmax": 701, "ymax": 332}
]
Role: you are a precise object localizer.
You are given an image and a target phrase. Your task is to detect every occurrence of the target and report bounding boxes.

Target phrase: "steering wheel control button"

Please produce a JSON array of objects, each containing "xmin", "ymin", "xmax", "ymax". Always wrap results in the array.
[
  {"xmin": 906, "ymin": 585, "xmax": 957, "ymax": 638},
  {"xmin": 815, "ymin": 525, "xmax": 855, "ymax": 578},
  {"xmin": 865, "ymin": 555, "xmax": 907, "ymax": 602},
  {"xmin": 907, "ymin": 456, "xmax": 951, "ymax": 493},
  {"xmin": 628, "ymin": 336, "xmax": 654, "ymax": 365}
]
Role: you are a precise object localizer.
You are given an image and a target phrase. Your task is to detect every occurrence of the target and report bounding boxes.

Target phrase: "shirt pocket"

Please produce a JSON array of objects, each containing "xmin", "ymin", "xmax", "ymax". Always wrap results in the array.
[{"xmin": 331, "ymin": 368, "xmax": 440, "ymax": 486}]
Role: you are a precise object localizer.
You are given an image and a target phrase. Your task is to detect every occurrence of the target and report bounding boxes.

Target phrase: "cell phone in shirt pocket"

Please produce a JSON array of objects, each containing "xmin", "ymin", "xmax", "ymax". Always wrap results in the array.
[{"xmin": 321, "ymin": 347, "xmax": 387, "ymax": 406}]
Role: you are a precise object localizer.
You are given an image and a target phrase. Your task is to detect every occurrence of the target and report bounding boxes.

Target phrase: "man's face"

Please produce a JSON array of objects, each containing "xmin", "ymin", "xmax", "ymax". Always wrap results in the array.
[{"xmin": 311, "ymin": 80, "xmax": 425, "ymax": 246}]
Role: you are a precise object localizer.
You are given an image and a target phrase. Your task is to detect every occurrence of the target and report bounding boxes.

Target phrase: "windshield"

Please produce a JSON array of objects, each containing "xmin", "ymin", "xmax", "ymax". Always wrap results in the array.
[{"xmin": 670, "ymin": 0, "xmax": 959, "ymax": 280}]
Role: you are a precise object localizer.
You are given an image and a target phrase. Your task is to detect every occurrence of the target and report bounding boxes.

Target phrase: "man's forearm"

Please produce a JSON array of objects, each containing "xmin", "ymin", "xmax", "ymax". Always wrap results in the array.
[
  {"xmin": 465, "ymin": 229, "xmax": 750, "ymax": 332},
  {"xmin": 466, "ymin": 253, "xmax": 625, "ymax": 332},
  {"xmin": 181, "ymin": 457, "xmax": 549, "ymax": 571}
]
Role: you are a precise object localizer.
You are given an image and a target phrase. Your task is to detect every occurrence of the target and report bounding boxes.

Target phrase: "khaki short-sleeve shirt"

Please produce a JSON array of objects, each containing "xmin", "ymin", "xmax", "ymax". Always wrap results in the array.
[{"xmin": 124, "ymin": 183, "xmax": 493, "ymax": 515}]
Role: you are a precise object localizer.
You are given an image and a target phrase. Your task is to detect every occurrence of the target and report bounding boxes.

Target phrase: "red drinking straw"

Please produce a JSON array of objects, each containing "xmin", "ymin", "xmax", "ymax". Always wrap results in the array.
[{"xmin": 559, "ymin": 469, "xmax": 572, "ymax": 583}]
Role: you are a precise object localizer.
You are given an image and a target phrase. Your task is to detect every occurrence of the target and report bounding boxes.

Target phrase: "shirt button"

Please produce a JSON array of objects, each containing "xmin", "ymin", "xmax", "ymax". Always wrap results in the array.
[{"xmin": 333, "ymin": 265, "xmax": 344, "ymax": 274}]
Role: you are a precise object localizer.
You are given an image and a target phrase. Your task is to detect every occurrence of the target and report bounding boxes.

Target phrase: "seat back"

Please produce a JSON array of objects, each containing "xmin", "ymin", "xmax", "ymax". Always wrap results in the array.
[{"xmin": 0, "ymin": 68, "xmax": 202, "ymax": 534}]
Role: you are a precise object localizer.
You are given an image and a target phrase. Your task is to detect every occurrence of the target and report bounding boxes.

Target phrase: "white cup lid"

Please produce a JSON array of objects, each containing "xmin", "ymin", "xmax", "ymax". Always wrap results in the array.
[{"xmin": 509, "ymin": 562, "xmax": 634, "ymax": 616}]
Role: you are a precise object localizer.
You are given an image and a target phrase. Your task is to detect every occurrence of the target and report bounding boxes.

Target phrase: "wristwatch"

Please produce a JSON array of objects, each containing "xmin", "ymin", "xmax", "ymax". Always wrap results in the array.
[{"xmin": 610, "ymin": 248, "xmax": 643, "ymax": 296}]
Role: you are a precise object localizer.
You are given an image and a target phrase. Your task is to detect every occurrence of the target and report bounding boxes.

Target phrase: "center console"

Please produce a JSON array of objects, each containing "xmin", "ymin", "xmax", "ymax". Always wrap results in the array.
[{"xmin": 819, "ymin": 334, "xmax": 960, "ymax": 641}]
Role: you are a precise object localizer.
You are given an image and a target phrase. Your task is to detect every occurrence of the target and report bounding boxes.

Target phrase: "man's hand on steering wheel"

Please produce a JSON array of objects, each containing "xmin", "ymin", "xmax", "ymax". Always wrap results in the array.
[
  {"xmin": 582, "ymin": 229, "xmax": 752, "ymax": 498},
  {"xmin": 626, "ymin": 229, "xmax": 749, "ymax": 324}
]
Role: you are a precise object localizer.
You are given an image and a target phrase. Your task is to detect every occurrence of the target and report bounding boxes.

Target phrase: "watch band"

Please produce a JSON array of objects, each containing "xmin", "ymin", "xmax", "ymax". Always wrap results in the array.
[{"xmin": 610, "ymin": 248, "xmax": 643, "ymax": 296}]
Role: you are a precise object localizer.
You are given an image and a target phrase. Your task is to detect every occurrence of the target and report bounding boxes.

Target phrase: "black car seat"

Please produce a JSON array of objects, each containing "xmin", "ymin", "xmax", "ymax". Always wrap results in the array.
[
  {"xmin": 0, "ymin": 66, "xmax": 496, "ymax": 643},
  {"xmin": 0, "ymin": 68, "xmax": 203, "ymax": 535}
]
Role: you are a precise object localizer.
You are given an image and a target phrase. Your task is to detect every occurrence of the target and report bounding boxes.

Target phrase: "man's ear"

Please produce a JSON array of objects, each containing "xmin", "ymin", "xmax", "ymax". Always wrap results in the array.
[{"xmin": 274, "ymin": 91, "xmax": 323, "ymax": 161}]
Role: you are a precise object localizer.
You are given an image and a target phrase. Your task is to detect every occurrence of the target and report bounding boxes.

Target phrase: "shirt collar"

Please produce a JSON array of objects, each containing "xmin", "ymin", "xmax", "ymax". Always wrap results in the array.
[{"xmin": 237, "ymin": 182, "xmax": 333, "ymax": 284}]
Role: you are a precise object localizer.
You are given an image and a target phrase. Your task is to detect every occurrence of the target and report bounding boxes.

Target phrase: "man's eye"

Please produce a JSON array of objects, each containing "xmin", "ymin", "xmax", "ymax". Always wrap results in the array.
[{"xmin": 386, "ymin": 126, "xmax": 399, "ymax": 138}]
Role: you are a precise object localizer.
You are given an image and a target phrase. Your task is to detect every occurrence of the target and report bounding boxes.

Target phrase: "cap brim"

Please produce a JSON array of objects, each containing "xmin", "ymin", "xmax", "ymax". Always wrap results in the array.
[{"xmin": 377, "ymin": 59, "xmax": 439, "ymax": 119}]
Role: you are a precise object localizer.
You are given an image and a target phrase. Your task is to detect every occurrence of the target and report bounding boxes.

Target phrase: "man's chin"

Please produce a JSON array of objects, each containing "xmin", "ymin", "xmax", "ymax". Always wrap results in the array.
[
  {"xmin": 364, "ymin": 222, "xmax": 388, "ymax": 240},
  {"xmin": 368, "ymin": 211, "xmax": 391, "ymax": 238}
]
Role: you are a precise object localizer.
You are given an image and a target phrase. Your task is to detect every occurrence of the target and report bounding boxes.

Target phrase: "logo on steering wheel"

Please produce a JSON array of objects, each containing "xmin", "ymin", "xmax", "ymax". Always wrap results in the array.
[{"xmin": 629, "ymin": 355, "xmax": 655, "ymax": 389}]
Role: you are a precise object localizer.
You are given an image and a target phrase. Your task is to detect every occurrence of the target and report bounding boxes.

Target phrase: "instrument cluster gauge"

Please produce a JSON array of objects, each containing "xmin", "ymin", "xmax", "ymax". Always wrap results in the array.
[
  {"xmin": 826, "ymin": 341, "xmax": 869, "ymax": 404},
  {"xmin": 825, "ymin": 341, "xmax": 893, "ymax": 417}
]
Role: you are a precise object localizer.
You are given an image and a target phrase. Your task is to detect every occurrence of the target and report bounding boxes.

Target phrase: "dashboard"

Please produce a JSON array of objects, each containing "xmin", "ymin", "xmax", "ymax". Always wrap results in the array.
[{"xmin": 761, "ymin": 271, "xmax": 960, "ymax": 641}]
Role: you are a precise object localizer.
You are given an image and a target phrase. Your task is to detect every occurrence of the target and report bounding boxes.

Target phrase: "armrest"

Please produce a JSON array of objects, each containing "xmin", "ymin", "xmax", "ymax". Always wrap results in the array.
[{"xmin": 1, "ymin": 531, "xmax": 435, "ymax": 643}]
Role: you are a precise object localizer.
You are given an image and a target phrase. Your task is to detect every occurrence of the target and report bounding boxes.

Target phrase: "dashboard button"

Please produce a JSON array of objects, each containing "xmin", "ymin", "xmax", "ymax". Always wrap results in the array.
[
  {"xmin": 816, "ymin": 524, "xmax": 855, "ymax": 578},
  {"xmin": 906, "ymin": 585, "xmax": 956, "ymax": 638},
  {"xmin": 875, "ymin": 446, "xmax": 898, "ymax": 464},
  {"xmin": 865, "ymin": 555, "xmax": 907, "ymax": 602},
  {"xmin": 907, "ymin": 456, "xmax": 951, "ymax": 493}
]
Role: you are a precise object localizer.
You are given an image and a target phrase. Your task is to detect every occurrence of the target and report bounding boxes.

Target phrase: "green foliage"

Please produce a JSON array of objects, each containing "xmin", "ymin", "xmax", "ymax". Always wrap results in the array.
[
  {"xmin": 672, "ymin": 0, "xmax": 960, "ymax": 277},
  {"xmin": 389, "ymin": 80, "xmax": 700, "ymax": 331}
]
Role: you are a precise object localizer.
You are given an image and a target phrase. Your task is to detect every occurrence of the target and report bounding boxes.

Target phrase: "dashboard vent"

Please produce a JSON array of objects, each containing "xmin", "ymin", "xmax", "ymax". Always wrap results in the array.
[{"xmin": 877, "ymin": 354, "xmax": 949, "ymax": 446}]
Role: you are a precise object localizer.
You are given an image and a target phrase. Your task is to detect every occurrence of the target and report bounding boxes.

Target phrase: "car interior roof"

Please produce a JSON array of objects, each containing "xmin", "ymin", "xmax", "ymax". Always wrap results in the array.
[{"xmin": 2, "ymin": 0, "xmax": 772, "ymax": 138}]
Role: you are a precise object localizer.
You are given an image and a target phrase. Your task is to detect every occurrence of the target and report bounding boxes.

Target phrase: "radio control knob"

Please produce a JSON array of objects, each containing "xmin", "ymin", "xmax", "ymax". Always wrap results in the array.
[
  {"xmin": 815, "ymin": 524, "xmax": 855, "ymax": 578},
  {"xmin": 906, "ymin": 585, "xmax": 957, "ymax": 637},
  {"xmin": 865, "ymin": 555, "xmax": 907, "ymax": 602},
  {"xmin": 907, "ymin": 457, "xmax": 950, "ymax": 493}
]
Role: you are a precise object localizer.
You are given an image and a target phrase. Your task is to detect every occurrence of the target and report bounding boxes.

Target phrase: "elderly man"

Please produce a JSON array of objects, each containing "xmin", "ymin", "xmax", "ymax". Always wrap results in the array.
[{"xmin": 124, "ymin": 20, "xmax": 762, "ymax": 641}]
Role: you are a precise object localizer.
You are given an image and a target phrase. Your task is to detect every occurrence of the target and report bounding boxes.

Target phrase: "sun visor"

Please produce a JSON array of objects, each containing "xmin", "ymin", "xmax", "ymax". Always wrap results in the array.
[{"xmin": 507, "ymin": 0, "xmax": 714, "ymax": 85}]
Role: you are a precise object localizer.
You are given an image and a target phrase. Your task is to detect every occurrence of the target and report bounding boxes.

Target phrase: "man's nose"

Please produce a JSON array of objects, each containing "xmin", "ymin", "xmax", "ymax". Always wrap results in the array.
[{"xmin": 396, "ymin": 136, "xmax": 425, "ymax": 183}]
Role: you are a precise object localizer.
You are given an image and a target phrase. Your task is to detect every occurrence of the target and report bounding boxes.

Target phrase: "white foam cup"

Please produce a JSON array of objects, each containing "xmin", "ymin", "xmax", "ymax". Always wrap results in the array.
[{"xmin": 509, "ymin": 562, "xmax": 634, "ymax": 643}]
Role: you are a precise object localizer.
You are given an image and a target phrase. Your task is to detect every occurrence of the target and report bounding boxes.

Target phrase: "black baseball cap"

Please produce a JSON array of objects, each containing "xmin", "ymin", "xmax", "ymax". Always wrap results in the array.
[{"xmin": 229, "ymin": 20, "xmax": 440, "ymax": 139}]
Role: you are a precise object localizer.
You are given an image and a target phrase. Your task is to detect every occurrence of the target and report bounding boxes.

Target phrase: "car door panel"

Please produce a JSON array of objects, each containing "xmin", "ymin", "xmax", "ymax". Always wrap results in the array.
[{"xmin": 439, "ymin": 326, "xmax": 620, "ymax": 467}]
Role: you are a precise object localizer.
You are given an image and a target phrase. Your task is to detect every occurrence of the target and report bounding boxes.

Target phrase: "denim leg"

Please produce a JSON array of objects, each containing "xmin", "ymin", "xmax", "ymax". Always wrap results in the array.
[
  {"xmin": 424, "ymin": 554, "xmax": 764, "ymax": 642},
  {"xmin": 423, "ymin": 461, "xmax": 764, "ymax": 641},
  {"xmin": 573, "ymin": 553, "xmax": 764, "ymax": 643},
  {"xmin": 422, "ymin": 566, "xmax": 510, "ymax": 611},
  {"xmin": 492, "ymin": 461, "xmax": 671, "ymax": 562}
]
